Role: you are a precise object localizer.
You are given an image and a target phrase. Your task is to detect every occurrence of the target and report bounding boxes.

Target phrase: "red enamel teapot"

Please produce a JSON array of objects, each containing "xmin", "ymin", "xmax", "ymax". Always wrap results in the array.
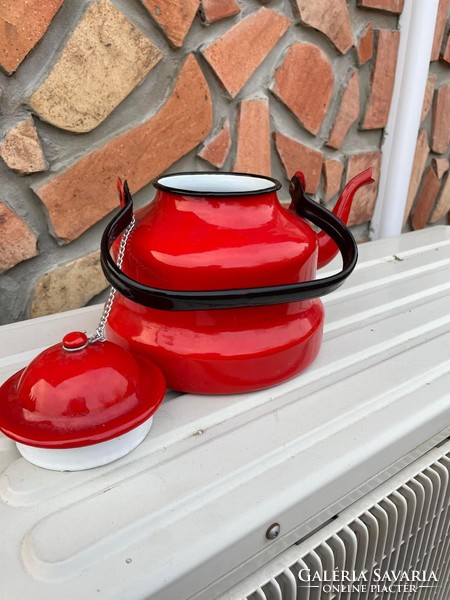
[{"xmin": 101, "ymin": 169, "xmax": 373, "ymax": 394}]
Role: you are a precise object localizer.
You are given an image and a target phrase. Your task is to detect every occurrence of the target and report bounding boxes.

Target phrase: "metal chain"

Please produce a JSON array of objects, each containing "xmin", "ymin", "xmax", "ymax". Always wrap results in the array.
[{"xmin": 89, "ymin": 215, "xmax": 136, "ymax": 343}]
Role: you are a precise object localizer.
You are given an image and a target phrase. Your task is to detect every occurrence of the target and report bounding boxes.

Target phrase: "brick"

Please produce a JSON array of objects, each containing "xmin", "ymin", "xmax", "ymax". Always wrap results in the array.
[
  {"xmin": 30, "ymin": 251, "xmax": 108, "ymax": 318},
  {"xmin": 34, "ymin": 55, "xmax": 212, "ymax": 243},
  {"xmin": 432, "ymin": 157, "xmax": 449, "ymax": 179},
  {"xmin": 0, "ymin": 202, "xmax": 38, "ymax": 272},
  {"xmin": 292, "ymin": 0, "xmax": 354, "ymax": 54},
  {"xmin": 430, "ymin": 173, "xmax": 450, "ymax": 223},
  {"xmin": 0, "ymin": 119, "xmax": 46, "ymax": 175},
  {"xmin": 420, "ymin": 74, "xmax": 436, "ymax": 124},
  {"xmin": 411, "ymin": 167, "xmax": 441, "ymax": 230},
  {"xmin": 431, "ymin": 83, "xmax": 450, "ymax": 154},
  {"xmin": 200, "ymin": 0, "xmax": 240, "ymax": 24},
  {"xmin": 142, "ymin": 0, "xmax": 199, "ymax": 47},
  {"xmin": 327, "ymin": 69, "xmax": 360, "ymax": 150},
  {"xmin": 404, "ymin": 130, "xmax": 429, "ymax": 223},
  {"xmin": 29, "ymin": 0, "xmax": 162, "ymax": 134},
  {"xmin": 0, "ymin": 0, "xmax": 63, "ymax": 75},
  {"xmin": 443, "ymin": 33, "xmax": 450, "ymax": 63},
  {"xmin": 346, "ymin": 151, "xmax": 381, "ymax": 226},
  {"xmin": 431, "ymin": 0, "xmax": 450, "ymax": 61},
  {"xmin": 361, "ymin": 29, "xmax": 400, "ymax": 130},
  {"xmin": 274, "ymin": 132, "xmax": 323, "ymax": 194},
  {"xmin": 202, "ymin": 7, "xmax": 290, "ymax": 98},
  {"xmin": 232, "ymin": 99, "xmax": 271, "ymax": 176},
  {"xmin": 323, "ymin": 159, "xmax": 344, "ymax": 202},
  {"xmin": 357, "ymin": 23, "xmax": 374, "ymax": 65},
  {"xmin": 198, "ymin": 119, "xmax": 231, "ymax": 168},
  {"xmin": 357, "ymin": 0, "xmax": 404, "ymax": 13},
  {"xmin": 272, "ymin": 43, "xmax": 334, "ymax": 135}
]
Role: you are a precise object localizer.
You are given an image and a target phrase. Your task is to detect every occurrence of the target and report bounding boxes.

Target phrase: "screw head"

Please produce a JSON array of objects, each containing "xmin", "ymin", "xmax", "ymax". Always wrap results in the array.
[{"xmin": 266, "ymin": 522, "xmax": 281, "ymax": 540}]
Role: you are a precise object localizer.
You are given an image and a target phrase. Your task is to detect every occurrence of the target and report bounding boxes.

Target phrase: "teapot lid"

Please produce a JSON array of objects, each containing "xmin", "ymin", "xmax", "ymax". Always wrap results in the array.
[{"xmin": 0, "ymin": 332, "xmax": 166, "ymax": 449}]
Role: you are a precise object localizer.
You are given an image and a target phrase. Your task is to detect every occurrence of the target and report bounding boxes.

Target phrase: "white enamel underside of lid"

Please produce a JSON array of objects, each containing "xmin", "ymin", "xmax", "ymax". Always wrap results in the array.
[
  {"xmin": 16, "ymin": 418, "xmax": 153, "ymax": 471},
  {"xmin": 157, "ymin": 173, "xmax": 276, "ymax": 193}
]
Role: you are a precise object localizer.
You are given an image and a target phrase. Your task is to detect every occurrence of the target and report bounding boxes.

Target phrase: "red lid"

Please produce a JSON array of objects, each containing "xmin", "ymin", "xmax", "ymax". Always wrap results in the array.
[{"xmin": 0, "ymin": 332, "xmax": 166, "ymax": 449}]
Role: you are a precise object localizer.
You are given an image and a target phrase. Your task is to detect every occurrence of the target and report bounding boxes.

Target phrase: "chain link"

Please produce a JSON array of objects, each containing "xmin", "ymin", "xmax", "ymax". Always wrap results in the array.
[{"xmin": 89, "ymin": 215, "xmax": 136, "ymax": 344}]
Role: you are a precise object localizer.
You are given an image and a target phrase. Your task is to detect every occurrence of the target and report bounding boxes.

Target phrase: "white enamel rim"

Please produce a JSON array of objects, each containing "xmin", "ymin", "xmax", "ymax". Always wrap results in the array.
[
  {"xmin": 154, "ymin": 172, "xmax": 282, "ymax": 195},
  {"xmin": 15, "ymin": 417, "xmax": 153, "ymax": 471}
]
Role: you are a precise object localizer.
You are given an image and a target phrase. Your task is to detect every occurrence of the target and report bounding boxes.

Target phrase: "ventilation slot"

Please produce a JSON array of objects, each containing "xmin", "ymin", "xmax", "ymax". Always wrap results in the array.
[{"xmin": 229, "ymin": 443, "xmax": 450, "ymax": 600}]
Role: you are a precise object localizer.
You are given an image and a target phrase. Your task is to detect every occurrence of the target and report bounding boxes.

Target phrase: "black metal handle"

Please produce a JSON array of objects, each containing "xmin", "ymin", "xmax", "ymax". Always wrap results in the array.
[{"xmin": 100, "ymin": 177, "xmax": 358, "ymax": 311}]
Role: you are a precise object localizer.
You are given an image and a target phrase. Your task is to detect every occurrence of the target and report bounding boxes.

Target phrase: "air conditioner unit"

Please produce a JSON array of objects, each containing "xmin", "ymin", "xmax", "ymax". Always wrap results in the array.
[
  {"xmin": 1, "ymin": 226, "xmax": 450, "ymax": 600},
  {"xmin": 223, "ymin": 439, "xmax": 450, "ymax": 600}
]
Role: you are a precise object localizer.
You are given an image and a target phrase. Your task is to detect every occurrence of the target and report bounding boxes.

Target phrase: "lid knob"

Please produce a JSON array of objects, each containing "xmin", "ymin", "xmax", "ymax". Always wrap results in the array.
[{"xmin": 62, "ymin": 331, "xmax": 89, "ymax": 351}]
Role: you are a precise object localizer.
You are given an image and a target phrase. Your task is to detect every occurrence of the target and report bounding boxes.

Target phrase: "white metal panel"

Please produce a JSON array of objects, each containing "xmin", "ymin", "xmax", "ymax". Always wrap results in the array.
[{"xmin": 1, "ymin": 227, "xmax": 450, "ymax": 600}]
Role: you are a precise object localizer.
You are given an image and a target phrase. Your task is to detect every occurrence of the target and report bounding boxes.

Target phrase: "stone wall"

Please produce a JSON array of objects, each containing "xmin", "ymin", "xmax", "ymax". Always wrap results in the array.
[
  {"xmin": 403, "ymin": 0, "xmax": 450, "ymax": 231},
  {"xmin": 0, "ymin": 0, "xmax": 413, "ymax": 324}
]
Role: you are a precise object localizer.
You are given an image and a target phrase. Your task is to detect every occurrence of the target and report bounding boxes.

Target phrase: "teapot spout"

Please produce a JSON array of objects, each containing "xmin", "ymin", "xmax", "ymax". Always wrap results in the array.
[{"xmin": 317, "ymin": 167, "xmax": 374, "ymax": 269}]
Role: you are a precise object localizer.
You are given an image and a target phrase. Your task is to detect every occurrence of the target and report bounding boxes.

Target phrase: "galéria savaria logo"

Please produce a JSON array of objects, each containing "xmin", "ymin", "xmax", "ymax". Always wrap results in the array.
[{"xmin": 297, "ymin": 569, "xmax": 439, "ymax": 594}]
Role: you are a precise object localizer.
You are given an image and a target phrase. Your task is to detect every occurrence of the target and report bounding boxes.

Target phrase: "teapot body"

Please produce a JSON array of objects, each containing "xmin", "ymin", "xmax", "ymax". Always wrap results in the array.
[
  {"xmin": 107, "ymin": 181, "xmax": 323, "ymax": 393},
  {"xmin": 107, "ymin": 297, "xmax": 324, "ymax": 394},
  {"xmin": 116, "ymin": 187, "xmax": 319, "ymax": 292},
  {"xmin": 102, "ymin": 171, "xmax": 370, "ymax": 393}
]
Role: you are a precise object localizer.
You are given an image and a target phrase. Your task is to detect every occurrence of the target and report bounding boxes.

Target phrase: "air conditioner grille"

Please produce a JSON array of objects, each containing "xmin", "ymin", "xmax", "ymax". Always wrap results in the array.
[{"xmin": 229, "ymin": 444, "xmax": 450, "ymax": 600}]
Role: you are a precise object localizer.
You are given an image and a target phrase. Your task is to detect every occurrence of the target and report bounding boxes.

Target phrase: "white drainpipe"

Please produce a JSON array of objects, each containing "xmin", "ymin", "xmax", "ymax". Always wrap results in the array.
[{"xmin": 370, "ymin": 0, "xmax": 439, "ymax": 240}]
